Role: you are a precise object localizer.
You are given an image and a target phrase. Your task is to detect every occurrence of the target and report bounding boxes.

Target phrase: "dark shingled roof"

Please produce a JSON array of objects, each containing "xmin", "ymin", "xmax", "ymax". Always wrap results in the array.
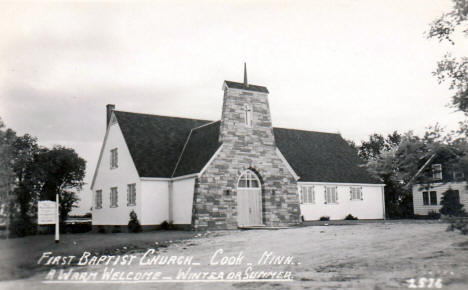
[
  {"xmin": 114, "ymin": 111, "xmax": 210, "ymax": 178},
  {"xmin": 172, "ymin": 121, "xmax": 221, "ymax": 177},
  {"xmin": 273, "ymin": 128, "xmax": 380, "ymax": 183},
  {"xmin": 224, "ymin": 81, "xmax": 269, "ymax": 93},
  {"xmin": 114, "ymin": 111, "xmax": 379, "ymax": 183}
]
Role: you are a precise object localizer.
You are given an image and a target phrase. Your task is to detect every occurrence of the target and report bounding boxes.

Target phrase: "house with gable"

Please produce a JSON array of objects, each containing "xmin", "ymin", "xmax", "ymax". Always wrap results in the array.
[
  {"xmin": 411, "ymin": 149, "xmax": 468, "ymax": 216},
  {"xmin": 91, "ymin": 66, "xmax": 385, "ymax": 231}
]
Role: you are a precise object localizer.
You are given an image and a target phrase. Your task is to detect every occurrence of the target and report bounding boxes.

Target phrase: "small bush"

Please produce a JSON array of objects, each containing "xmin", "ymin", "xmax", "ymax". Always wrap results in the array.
[
  {"xmin": 160, "ymin": 220, "xmax": 174, "ymax": 230},
  {"xmin": 427, "ymin": 211, "xmax": 441, "ymax": 220},
  {"xmin": 128, "ymin": 210, "xmax": 141, "ymax": 233},
  {"xmin": 319, "ymin": 216, "xmax": 330, "ymax": 221},
  {"xmin": 344, "ymin": 214, "xmax": 358, "ymax": 220},
  {"xmin": 111, "ymin": 225, "xmax": 121, "ymax": 233}
]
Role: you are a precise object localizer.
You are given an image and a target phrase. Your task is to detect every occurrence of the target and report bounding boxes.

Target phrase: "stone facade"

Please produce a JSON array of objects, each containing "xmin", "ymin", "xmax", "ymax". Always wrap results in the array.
[{"xmin": 192, "ymin": 85, "xmax": 301, "ymax": 230}]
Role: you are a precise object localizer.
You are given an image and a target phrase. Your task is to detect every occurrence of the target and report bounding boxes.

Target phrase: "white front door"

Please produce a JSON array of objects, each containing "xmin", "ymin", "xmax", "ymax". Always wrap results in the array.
[{"xmin": 237, "ymin": 170, "xmax": 262, "ymax": 227}]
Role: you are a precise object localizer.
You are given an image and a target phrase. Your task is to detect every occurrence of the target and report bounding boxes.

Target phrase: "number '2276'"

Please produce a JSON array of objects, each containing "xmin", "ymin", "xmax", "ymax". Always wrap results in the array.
[{"xmin": 407, "ymin": 278, "xmax": 442, "ymax": 288}]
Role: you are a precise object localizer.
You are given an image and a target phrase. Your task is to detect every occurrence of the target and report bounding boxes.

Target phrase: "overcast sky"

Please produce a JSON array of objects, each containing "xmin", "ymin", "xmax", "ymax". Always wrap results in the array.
[{"xmin": 1, "ymin": 0, "xmax": 466, "ymax": 213}]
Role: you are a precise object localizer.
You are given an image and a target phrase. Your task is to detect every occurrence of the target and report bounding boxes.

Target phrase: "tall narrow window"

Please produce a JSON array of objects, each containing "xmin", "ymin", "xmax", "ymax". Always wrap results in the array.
[
  {"xmin": 300, "ymin": 186, "xmax": 315, "ymax": 204},
  {"xmin": 110, "ymin": 148, "xmax": 118, "ymax": 169},
  {"xmin": 95, "ymin": 190, "xmax": 102, "ymax": 209},
  {"xmin": 110, "ymin": 187, "xmax": 118, "ymax": 207},
  {"xmin": 432, "ymin": 164, "xmax": 442, "ymax": 180},
  {"xmin": 430, "ymin": 191, "xmax": 437, "ymax": 205},
  {"xmin": 422, "ymin": 191, "xmax": 429, "ymax": 205},
  {"xmin": 244, "ymin": 104, "xmax": 252, "ymax": 127},
  {"xmin": 325, "ymin": 186, "xmax": 338, "ymax": 204},
  {"xmin": 127, "ymin": 183, "xmax": 136, "ymax": 206}
]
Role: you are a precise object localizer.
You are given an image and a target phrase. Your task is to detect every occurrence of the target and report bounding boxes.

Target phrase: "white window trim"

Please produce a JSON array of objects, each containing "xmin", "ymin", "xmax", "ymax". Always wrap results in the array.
[
  {"xmin": 300, "ymin": 186, "xmax": 315, "ymax": 204},
  {"xmin": 432, "ymin": 163, "xmax": 442, "ymax": 180},
  {"xmin": 324, "ymin": 186, "xmax": 338, "ymax": 204},
  {"xmin": 110, "ymin": 187, "xmax": 118, "ymax": 208},
  {"xmin": 237, "ymin": 169, "xmax": 261, "ymax": 189},
  {"xmin": 110, "ymin": 148, "xmax": 118, "ymax": 169},
  {"xmin": 350, "ymin": 186, "xmax": 363, "ymax": 201},
  {"xmin": 95, "ymin": 190, "xmax": 102, "ymax": 209},
  {"xmin": 127, "ymin": 183, "xmax": 136, "ymax": 206}
]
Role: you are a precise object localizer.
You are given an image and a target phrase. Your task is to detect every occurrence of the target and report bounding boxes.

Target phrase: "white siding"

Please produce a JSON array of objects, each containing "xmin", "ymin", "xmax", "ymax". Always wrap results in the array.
[
  {"xmin": 140, "ymin": 180, "xmax": 169, "ymax": 225},
  {"xmin": 299, "ymin": 183, "xmax": 385, "ymax": 220},
  {"xmin": 412, "ymin": 182, "xmax": 468, "ymax": 215},
  {"xmin": 172, "ymin": 178, "xmax": 196, "ymax": 225},
  {"xmin": 92, "ymin": 121, "xmax": 141, "ymax": 225}
]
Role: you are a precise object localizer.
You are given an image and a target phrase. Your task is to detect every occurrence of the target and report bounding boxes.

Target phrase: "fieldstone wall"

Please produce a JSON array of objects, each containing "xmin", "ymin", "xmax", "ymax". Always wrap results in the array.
[{"xmin": 192, "ymin": 86, "xmax": 301, "ymax": 230}]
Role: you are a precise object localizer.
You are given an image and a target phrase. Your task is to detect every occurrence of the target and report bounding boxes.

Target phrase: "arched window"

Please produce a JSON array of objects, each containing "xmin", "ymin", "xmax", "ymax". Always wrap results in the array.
[
  {"xmin": 237, "ymin": 170, "xmax": 260, "ymax": 188},
  {"xmin": 244, "ymin": 104, "xmax": 252, "ymax": 127}
]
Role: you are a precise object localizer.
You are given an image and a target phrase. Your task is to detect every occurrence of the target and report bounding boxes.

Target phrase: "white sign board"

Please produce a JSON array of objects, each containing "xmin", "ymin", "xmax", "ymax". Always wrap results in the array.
[{"xmin": 38, "ymin": 200, "xmax": 56, "ymax": 225}]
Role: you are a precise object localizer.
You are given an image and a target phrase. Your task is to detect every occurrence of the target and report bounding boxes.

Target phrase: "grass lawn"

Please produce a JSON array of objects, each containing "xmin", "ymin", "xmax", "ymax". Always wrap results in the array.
[{"xmin": 0, "ymin": 230, "xmax": 200, "ymax": 281}]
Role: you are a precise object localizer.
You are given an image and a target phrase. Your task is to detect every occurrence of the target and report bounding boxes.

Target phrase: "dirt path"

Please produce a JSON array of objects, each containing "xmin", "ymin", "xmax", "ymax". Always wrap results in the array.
[{"xmin": 1, "ymin": 222, "xmax": 468, "ymax": 289}]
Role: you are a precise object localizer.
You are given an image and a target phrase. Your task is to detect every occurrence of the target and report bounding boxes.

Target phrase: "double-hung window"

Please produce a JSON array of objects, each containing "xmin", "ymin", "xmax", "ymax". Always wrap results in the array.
[
  {"xmin": 300, "ymin": 186, "xmax": 315, "ymax": 204},
  {"xmin": 423, "ymin": 191, "xmax": 437, "ymax": 206},
  {"xmin": 430, "ymin": 191, "xmax": 437, "ymax": 205},
  {"xmin": 127, "ymin": 183, "xmax": 136, "ymax": 206},
  {"xmin": 432, "ymin": 164, "xmax": 442, "ymax": 180},
  {"xmin": 110, "ymin": 148, "xmax": 118, "ymax": 169},
  {"xmin": 110, "ymin": 187, "xmax": 118, "ymax": 207},
  {"xmin": 325, "ymin": 186, "xmax": 338, "ymax": 204},
  {"xmin": 350, "ymin": 187, "xmax": 363, "ymax": 200},
  {"xmin": 95, "ymin": 190, "xmax": 102, "ymax": 209}
]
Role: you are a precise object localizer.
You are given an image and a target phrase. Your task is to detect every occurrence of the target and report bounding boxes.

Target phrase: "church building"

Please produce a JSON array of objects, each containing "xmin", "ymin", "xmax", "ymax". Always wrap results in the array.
[{"xmin": 91, "ymin": 66, "xmax": 385, "ymax": 231}]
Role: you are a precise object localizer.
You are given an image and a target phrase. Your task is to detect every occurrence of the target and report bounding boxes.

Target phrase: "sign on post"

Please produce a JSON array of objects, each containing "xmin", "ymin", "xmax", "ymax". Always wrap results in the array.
[
  {"xmin": 38, "ymin": 198, "xmax": 60, "ymax": 243},
  {"xmin": 38, "ymin": 200, "xmax": 56, "ymax": 225}
]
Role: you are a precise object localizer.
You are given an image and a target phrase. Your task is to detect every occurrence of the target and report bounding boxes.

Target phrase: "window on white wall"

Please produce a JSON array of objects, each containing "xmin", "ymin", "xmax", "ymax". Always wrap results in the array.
[
  {"xmin": 127, "ymin": 183, "xmax": 136, "ymax": 206},
  {"xmin": 110, "ymin": 148, "xmax": 118, "ymax": 169},
  {"xmin": 244, "ymin": 104, "xmax": 252, "ymax": 127},
  {"xmin": 324, "ymin": 186, "xmax": 338, "ymax": 204},
  {"xmin": 110, "ymin": 187, "xmax": 118, "ymax": 207},
  {"xmin": 95, "ymin": 190, "xmax": 102, "ymax": 209},
  {"xmin": 350, "ymin": 187, "xmax": 363, "ymax": 200},
  {"xmin": 300, "ymin": 186, "xmax": 315, "ymax": 204}
]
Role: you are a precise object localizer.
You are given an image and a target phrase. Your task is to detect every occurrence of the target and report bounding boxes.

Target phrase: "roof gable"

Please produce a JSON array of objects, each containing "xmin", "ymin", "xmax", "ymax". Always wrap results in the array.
[
  {"xmin": 172, "ymin": 121, "xmax": 221, "ymax": 177},
  {"xmin": 114, "ymin": 111, "xmax": 210, "ymax": 178}
]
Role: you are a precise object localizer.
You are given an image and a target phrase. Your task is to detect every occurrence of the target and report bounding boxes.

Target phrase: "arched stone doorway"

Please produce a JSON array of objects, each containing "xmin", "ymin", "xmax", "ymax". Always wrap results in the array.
[{"xmin": 237, "ymin": 169, "xmax": 263, "ymax": 227}]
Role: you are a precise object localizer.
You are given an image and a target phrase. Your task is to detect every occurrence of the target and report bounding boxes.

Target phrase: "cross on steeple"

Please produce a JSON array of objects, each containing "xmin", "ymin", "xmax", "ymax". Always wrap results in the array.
[{"xmin": 243, "ymin": 62, "xmax": 248, "ymax": 88}]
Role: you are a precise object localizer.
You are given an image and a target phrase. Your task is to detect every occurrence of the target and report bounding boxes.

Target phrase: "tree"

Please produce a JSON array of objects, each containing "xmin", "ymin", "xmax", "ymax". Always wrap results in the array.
[
  {"xmin": 427, "ymin": 0, "xmax": 468, "ymax": 113},
  {"xmin": 358, "ymin": 124, "xmax": 468, "ymax": 218},
  {"xmin": 35, "ymin": 146, "xmax": 86, "ymax": 222},
  {"xmin": 440, "ymin": 188, "xmax": 466, "ymax": 216}
]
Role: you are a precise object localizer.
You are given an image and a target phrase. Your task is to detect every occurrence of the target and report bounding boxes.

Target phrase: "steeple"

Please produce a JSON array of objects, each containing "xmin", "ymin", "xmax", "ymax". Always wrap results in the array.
[{"xmin": 243, "ymin": 62, "xmax": 248, "ymax": 88}]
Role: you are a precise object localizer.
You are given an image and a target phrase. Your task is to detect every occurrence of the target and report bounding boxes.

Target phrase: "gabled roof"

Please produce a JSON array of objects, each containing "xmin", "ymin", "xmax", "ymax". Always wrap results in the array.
[
  {"xmin": 172, "ymin": 121, "xmax": 221, "ymax": 177},
  {"xmin": 223, "ymin": 81, "xmax": 269, "ymax": 93},
  {"xmin": 113, "ymin": 111, "xmax": 379, "ymax": 184},
  {"xmin": 273, "ymin": 128, "xmax": 380, "ymax": 183},
  {"xmin": 114, "ymin": 111, "xmax": 210, "ymax": 178}
]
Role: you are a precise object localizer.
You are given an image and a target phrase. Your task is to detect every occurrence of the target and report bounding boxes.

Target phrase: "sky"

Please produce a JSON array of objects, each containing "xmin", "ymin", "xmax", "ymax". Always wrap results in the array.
[{"xmin": 0, "ymin": 0, "xmax": 466, "ymax": 213}]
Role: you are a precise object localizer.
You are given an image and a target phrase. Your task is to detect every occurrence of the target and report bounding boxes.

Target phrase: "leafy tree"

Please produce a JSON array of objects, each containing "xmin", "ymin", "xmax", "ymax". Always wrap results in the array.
[
  {"xmin": 427, "ymin": 0, "xmax": 468, "ymax": 113},
  {"xmin": 35, "ymin": 146, "xmax": 86, "ymax": 222},
  {"xmin": 440, "ymin": 188, "xmax": 466, "ymax": 216},
  {"xmin": 359, "ymin": 124, "xmax": 468, "ymax": 218}
]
